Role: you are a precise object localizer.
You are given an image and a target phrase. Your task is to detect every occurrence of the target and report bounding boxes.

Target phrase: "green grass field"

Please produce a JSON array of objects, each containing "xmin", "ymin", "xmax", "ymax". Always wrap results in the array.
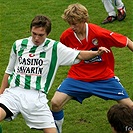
[{"xmin": 0, "ymin": 0, "xmax": 133, "ymax": 132}]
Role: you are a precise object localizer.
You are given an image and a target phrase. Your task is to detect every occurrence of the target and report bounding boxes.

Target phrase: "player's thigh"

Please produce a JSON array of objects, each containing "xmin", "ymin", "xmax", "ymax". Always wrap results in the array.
[
  {"xmin": 51, "ymin": 91, "xmax": 72, "ymax": 108},
  {"xmin": 43, "ymin": 127, "xmax": 57, "ymax": 133},
  {"xmin": 117, "ymin": 98, "xmax": 133, "ymax": 108}
]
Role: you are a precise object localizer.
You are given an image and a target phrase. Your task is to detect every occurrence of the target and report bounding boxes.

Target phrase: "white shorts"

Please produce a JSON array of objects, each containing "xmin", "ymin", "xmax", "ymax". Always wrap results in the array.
[{"xmin": 0, "ymin": 87, "xmax": 56, "ymax": 129}]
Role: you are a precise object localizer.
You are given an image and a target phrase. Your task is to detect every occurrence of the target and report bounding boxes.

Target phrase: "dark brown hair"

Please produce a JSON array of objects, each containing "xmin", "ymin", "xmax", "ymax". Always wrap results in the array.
[
  {"xmin": 107, "ymin": 104, "xmax": 133, "ymax": 133},
  {"xmin": 30, "ymin": 15, "xmax": 51, "ymax": 35}
]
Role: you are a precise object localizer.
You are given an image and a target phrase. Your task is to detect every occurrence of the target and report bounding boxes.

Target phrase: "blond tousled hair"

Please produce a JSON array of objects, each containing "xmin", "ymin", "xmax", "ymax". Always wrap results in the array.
[{"xmin": 61, "ymin": 3, "xmax": 89, "ymax": 24}]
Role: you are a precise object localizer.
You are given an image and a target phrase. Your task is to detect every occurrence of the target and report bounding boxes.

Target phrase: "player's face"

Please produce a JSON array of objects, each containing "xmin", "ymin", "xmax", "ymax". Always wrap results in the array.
[
  {"xmin": 31, "ymin": 26, "xmax": 47, "ymax": 46},
  {"xmin": 69, "ymin": 21, "xmax": 85, "ymax": 34}
]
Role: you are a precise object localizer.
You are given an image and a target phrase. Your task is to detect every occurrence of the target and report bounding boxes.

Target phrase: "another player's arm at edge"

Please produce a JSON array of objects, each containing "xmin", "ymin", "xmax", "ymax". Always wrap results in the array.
[
  {"xmin": 127, "ymin": 38, "xmax": 133, "ymax": 52},
  {"xmin": 77, "ymin": 46, "xmax": 110, "ymax": 60},
  {"xmin": 0, "ymin": 73, "xmax": 9, "ymax": 94}
]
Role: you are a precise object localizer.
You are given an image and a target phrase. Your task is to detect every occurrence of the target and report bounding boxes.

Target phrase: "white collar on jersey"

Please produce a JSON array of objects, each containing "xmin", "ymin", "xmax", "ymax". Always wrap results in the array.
[{"xmin": 74, "ymin": 22, "xmax": 88, "ymax": 44}]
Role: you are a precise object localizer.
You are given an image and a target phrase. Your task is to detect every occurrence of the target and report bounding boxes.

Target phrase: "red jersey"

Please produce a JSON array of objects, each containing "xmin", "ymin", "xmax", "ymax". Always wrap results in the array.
[{"xmin": 60, "ymin": 23, "xmax": 127, "ymax": 82}]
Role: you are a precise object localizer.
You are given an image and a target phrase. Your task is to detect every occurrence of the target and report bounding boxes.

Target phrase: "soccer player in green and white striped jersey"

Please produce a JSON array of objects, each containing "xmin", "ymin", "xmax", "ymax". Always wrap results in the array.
[{"xmin": 0, "ymin": 15, "xmax": 110, "ymax": 133}]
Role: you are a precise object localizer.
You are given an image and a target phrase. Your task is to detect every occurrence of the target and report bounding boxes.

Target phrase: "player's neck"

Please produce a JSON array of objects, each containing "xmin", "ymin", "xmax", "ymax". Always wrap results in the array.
[
  {"xmin": 75, "ymin": 23, "xmax": 88, "ymax": 41},
  {"xmin": 77, "ymin": 25, "xmax": 86, "ymax": 40}
]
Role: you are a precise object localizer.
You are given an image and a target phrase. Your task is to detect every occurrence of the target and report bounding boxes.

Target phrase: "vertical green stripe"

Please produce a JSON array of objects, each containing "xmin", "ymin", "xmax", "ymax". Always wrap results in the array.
[
  {"xmin": 36, "ymin": 76, "xmax": 41, "ymax": 90},
  {"xmin": 8, "ymin": 74, "xmax": 20, "ymax": 87},
  {"xmin": 44, "ymin": 40, "xmax": 50, "ymax": 46},
  {"xmin": 29, "ymin": 45, "xmax": 37, "ymax": 53},
  {"xmin": 24, "ymin": 75, "xmax": 31, "ymax": 89},
  {"xmin": 15, "ymin": 75, "xmax": 20, "ymax": 86},
  {"xmin": 40, "ymin": 52, "xmax": 46, "ymax": 58},
  {"xmin": 12, "ymin": 42, "xmax": 16, "ymax": 54},
  {"xmin": 18, "ymin": 39, "xmax": 28, "ymax": 56},
  {"xmin": 44, "ymin": 41, "xmax": 58, "ymax": 93},
  {"xmin": 8, "ymin": 74, "xmax": 14, "ymax": 85}
]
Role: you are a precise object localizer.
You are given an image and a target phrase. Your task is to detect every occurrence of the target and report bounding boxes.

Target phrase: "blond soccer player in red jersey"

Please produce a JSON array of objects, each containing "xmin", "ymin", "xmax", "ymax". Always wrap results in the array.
[{"xmin": 51, "ymin": 3, "xmax": 133, "ymax": 133}]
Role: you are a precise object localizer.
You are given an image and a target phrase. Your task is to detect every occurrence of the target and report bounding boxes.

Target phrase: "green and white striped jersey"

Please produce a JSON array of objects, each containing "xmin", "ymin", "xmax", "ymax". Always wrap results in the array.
[{"xmin": 6, "ymin": 37, "xmax": 80, "ymax": 94}]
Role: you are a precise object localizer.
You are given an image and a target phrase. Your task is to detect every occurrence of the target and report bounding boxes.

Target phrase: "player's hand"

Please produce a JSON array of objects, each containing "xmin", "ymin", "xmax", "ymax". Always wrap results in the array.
[{"xmin": 97, "ymin": 47, "xmax": 110, "ymax": 55}]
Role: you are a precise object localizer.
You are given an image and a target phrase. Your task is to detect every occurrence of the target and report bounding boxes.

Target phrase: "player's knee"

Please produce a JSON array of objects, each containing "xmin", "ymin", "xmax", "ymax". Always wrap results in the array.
[
  {"xmin": 51, "ymin": 99, "xmax": 62, "ymax": 111},
  {"xmin": 0, "ymin": 107, "xmax": 7, "ymax": 121},
  {"xmin": 43, "ymin": 128, "xmax": 57, "ymax": 133}
]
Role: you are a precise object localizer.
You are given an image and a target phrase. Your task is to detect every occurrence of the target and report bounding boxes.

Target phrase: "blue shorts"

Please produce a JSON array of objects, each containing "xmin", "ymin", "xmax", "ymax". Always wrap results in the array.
[{"xmin": 57, "ymin": 77, "xmax": 129, "ymax": 103}]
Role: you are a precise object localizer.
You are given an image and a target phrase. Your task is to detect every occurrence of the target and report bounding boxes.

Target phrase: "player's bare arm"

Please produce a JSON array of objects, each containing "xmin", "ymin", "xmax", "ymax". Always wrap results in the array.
[
  {"xmin": 127, "ymin": 38, "xmax": 133, "ymax": 52},
  {"xmin": 77, "ymin": 47, "xmax": 110, "ymax": 60},
  {"xmin": 0, "ymin": 73, "xmax": 10, "ymax": 94}
]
